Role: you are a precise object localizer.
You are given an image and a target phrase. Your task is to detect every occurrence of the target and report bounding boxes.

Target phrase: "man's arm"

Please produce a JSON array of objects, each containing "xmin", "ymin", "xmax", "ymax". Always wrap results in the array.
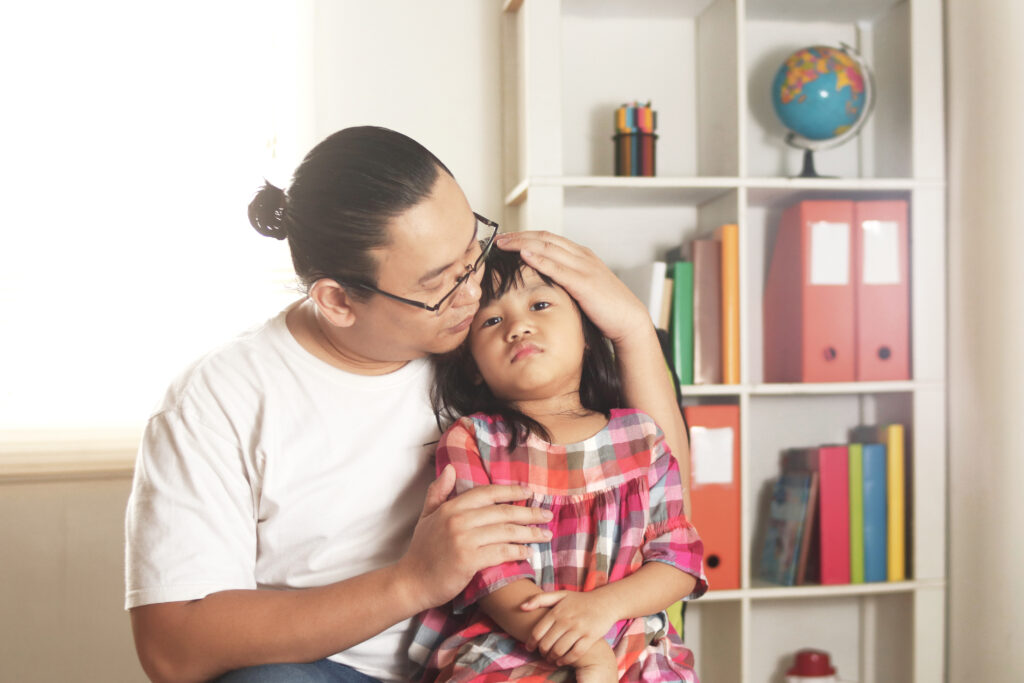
[
  {"xmin": 131, "ymin": 469, "xmax": 553, "ymax": 683},
  {"xmin": 496, "ymin": 232, "xmax": 691, "ymax": 514}
]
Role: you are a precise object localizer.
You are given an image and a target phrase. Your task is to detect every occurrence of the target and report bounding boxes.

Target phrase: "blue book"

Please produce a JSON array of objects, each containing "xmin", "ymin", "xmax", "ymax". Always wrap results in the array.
[{"xmin": 862, "ymin": 443, "xmax": 888, "ymax": 582}]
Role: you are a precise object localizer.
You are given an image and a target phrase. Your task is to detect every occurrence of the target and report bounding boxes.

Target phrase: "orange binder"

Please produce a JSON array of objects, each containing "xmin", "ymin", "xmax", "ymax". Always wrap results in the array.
[
  {"xmin": 853, "ymin": 200, "xmax": 911, "ymax": 381},
  {"xmin": 683, "ymin": 404, "xmax": 740, "ymax": 590},
  {"xmin": 764, "ymin": 200, "xmax": 856, "ymax": 382}
]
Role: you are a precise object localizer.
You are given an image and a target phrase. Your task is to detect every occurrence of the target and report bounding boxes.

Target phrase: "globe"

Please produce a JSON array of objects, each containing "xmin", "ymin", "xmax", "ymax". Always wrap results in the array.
[{"xmin": 770, "ymin": 44, "xmax": 875, "ymax": 177}]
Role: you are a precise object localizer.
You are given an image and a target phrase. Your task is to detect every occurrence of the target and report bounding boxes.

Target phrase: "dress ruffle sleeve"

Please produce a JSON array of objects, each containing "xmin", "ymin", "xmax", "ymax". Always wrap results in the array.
[{"xmin": 642, "ymin": 426, "xmax": 709, "ymax": 600}]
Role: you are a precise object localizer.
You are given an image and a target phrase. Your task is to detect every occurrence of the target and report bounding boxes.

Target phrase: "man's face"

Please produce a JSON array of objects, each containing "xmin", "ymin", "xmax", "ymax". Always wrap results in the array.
[{"xmin": 348, "ymin": 171, "xmax": 486, "ymax": 360}]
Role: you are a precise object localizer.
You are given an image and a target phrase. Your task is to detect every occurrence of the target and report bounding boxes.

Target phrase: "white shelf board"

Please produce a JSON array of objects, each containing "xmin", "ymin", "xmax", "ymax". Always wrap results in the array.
[
  {"xmin": 695, "ymin": 588, "xmax": 745, "ymax": 603},
  {"xmin": 745, "ymin": 177, "xmax": 943, "ymax": 207},
  {"xmin": 748, "ymin": 380, "xmax": 933, "ymax": 395},
  {"xmin": 505, "ymin": 177, "xmax": 739, "ymax": 208},
  {"xmin": 681, "ymin": 381, "xmax": 940, "ymax": 397},
  {"xmin": 689, "ymin": 579, "xmax": 944, "ymax": 604},
  {"xmin": 507, "ymin": 176, "xmax": 944, "ymax": 208},
  {"xmin": 680, "ymin": 384, "xmax": 744, "ymax": 397},
  {"xmin": 746, "ymin": 577, "xmax": 945, "ymax": 601}
]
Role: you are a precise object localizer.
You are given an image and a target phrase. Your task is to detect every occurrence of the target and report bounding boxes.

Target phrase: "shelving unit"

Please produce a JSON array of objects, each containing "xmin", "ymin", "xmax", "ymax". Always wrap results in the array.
[{"xmin": 500, "ymin": 1, "xmax": 946, "ymax": 681}]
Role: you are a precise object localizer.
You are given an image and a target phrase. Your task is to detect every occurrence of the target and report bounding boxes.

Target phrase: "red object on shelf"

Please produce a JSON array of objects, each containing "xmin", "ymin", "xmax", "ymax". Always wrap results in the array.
[
  {"xmin": 787, "ymin": 649, "xmax": 837, "ymax": 676},
  {"xmin": 763, "ymin": 200, "xmax": 856, "ymax": 383}
]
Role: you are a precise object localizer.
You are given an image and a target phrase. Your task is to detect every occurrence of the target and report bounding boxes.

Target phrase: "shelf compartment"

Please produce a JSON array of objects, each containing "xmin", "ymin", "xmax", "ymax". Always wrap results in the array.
[
  {"xmin": 561, "ymin": 190, "xmax": 739, "ymax": 271},
  {"xmin": 749, "ymin": 592, "xmax": 913, "ymax": 683},
  {"xmin": 559, "ymin": 0, "xmax": 738, "ymax": 178},
  {"xmin": 743, "ymin": 3, "xmax": 912, "ymax": 179}
]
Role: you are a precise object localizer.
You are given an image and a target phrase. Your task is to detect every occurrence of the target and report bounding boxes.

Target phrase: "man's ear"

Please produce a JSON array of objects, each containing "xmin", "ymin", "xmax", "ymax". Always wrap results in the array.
[{"xmin": 309, "ymin": 279, "xmax": 358, "ymax": 328}]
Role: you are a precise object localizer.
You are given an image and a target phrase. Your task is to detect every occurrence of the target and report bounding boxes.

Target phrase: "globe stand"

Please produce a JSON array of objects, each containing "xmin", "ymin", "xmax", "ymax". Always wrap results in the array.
[{"xmin": 797, "ymin": 149, "xmax": 832, "ymax": 179}]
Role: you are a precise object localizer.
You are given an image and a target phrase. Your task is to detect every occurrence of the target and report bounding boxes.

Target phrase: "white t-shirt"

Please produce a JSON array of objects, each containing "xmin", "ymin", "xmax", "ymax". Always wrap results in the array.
[{"xmin": 124, "ymin": 303, "xmax": 439, "ymax": 681}]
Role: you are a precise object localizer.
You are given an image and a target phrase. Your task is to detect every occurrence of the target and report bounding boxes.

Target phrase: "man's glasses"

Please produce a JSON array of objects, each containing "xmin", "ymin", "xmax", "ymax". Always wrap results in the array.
[{"xmin": 336, "ymin": 212, "xmax": 499, "ymax": 314}]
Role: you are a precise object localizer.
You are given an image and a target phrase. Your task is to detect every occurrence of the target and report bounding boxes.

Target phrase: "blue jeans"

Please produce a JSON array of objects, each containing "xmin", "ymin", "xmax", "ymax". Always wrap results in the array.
[{"xmin": 213, "ymin": 659, "xmax": 384, "ymax": 683}]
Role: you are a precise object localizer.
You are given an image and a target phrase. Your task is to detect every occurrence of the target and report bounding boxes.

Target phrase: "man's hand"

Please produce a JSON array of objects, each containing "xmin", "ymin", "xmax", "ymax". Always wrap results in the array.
[
  {"xmin": 397, "ymin": 465, "xmax": 553, "ymax": 611},
  {"xmin": 495, "ymin": 231, "xmax": 650, "ymax": 347},
  {"xmin": 520, "ymin": 590, "xmax": 617, "ymax": 667}
]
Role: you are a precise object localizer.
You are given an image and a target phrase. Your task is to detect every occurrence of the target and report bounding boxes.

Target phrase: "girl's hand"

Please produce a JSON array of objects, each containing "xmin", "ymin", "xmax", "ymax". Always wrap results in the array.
[
  {"xmin": 519, "ymin": 590, "xmax": 617, "ymax": 667},
  {"xmin": 572, "ymin": 640, "xmax": 619, "ymax": 683},
  {"xmin": 495, "ymin": 231, "xmax": 650, "ymax": 347}
]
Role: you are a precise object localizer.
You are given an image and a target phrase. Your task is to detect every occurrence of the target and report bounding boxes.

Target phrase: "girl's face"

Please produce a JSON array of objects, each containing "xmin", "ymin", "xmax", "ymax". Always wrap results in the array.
[{"xmin": 468, "ymin": 267, "xmax": 587, "ymax": 404}]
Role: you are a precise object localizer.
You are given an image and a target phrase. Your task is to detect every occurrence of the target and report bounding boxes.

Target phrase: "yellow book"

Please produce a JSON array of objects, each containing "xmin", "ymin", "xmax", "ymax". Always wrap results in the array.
[
  {"xmin": 883, "ymin": 424, "xmax": 906, "ymax": 581},
  {"xmin": 716, "ymin": 223, "xmax": 740, "ymax": 384}
]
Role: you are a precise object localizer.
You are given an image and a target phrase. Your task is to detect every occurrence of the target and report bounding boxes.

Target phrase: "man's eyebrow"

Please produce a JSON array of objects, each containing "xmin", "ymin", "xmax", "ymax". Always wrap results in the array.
[{"xmin": 416, "ymin": 216, "xmax": 479, "ymax": 285}]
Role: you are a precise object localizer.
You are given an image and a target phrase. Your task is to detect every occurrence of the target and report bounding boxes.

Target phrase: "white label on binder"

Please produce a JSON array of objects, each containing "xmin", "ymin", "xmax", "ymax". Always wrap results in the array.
[
  {"xmin": 690, "ymin": 426, "xmax": 734, "ymax": 485},
  {"xmin": 810, "ymin": 220, "xmax": 850, "ymax": 285},
  {"xmin": 862, "ymin": 220, "xmax": 901, "ymax": 284}
]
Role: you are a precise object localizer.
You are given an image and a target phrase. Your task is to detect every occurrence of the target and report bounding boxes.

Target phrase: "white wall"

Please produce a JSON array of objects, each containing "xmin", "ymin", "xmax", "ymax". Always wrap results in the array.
[
  {"xmin": 309, "ymin": 0, "xmax": 504, "ymax": 220},
  {"xmin": 0, "ymin": 2, "xmax": 505, "ymax": 680},
  {"xmin": 947, "ymin": 0, "xmax": 1024, "ymax": 679}
]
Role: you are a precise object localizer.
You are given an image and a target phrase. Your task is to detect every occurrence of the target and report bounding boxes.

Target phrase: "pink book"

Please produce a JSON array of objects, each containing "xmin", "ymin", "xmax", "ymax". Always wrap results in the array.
[{"xmin": 783, "ymin": 446, "xmax": 851, "ymax": 584}]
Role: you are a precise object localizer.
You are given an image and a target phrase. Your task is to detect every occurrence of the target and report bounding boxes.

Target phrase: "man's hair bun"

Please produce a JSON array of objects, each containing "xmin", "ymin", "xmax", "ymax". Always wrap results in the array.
[{"xmin": 248, "ymin": 181, "xmax": 288, "ymax": 240}]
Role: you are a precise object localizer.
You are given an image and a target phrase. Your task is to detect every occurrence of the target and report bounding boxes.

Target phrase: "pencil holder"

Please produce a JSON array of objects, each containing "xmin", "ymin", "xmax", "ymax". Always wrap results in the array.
[{"xmin": 613, "ymin": 132, "xmax": 657, "ymax": 177}]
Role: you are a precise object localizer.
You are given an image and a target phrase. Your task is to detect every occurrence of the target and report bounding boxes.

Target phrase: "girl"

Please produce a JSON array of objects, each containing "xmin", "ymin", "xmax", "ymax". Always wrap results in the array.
[{"xmin": 410, "ymin": 249, "xmax": 707, "ymax": 682}]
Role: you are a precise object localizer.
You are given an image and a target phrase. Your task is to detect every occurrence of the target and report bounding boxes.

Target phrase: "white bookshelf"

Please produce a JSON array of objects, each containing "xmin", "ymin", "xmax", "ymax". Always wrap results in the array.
[{"xmin": 500, "ymin": 1, "xmax": 946, "ymax": 681}]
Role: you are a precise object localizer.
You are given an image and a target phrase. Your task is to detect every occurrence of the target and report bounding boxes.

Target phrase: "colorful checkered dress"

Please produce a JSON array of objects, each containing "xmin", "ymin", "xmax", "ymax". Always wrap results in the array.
[{"xmin": 409, "ymin": 408, "xmax": 707, "ymax": 682}]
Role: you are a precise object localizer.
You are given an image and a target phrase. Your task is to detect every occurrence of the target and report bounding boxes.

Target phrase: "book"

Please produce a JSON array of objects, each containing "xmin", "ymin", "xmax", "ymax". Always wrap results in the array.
[
  {"xmin": 862, "ymin": 442, "xmax": 888, "ymax": 582},
  {"xmin": 794, "ymin": 470, "xmax": 820, "ymax": 585},
  {"xmin": 883, "ymin": 424, "xmax": 907, "ymax": 581},
  {"xmin": 784, "ymin": 446, "xmax": 850, "ymax": 584},
  {"xmin": 760, "ymin": 472, "xmax": 815, "ymax": 586},
  {"xmin": 692, "ymin": 240, "xmax": 722, "ymax": 384},
  {"xmin": 716, "ymin": 223, "xmax": 740, "ymax": 384},
  {"xmin": 658, "ymin": 275, "xmax": 673, "ymax": 332},
  {"xmin": 669, "ymin": 261, "xmax": 694, "ymax": 386},
  {"xmin": 848, "ymin": 443, "xmax": 865, "ymax": 584}
]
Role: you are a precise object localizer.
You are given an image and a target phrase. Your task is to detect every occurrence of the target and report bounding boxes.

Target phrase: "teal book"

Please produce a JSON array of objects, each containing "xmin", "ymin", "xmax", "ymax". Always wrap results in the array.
[
  {"xmin": 862, "ymin": 443, "xmax": 888, "ymax": 582},
  {"xmin": 669, "ymin": 261, "xmax": 694, "ymax": 385},
  {"xmin": 849, "ymin": 443, "xmax": 865, "ymax": 583}
]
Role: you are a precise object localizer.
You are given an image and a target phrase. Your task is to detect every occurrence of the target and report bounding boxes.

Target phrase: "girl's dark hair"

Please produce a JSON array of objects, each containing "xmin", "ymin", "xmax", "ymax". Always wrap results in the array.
[
  {"xmin": 247, "ymin": 126, "xmax": 453, "ymax": 297},
  {"xmin": 431, "ymin": 249, "xmax": 623, "ymax": 448}
]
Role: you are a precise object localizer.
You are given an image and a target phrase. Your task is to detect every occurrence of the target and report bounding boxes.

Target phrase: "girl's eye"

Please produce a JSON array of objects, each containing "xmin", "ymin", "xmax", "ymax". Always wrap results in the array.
[
  {"xmin": 480, "ymin": 316, "xmax": 502, "ymax": 328},
  {"xmin": 530, "ymin": 301, "xmax": 551, "ymax": 311}
]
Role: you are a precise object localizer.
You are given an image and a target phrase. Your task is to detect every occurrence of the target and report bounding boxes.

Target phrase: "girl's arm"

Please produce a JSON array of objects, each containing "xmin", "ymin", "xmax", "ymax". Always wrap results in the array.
[
  {"xmin": 495, "ymin": 232, "xmax": 691, "ymax": 515},
  {"xmin": 478, "ymin": 581, "xmax": 618, "ymax": 673},
  {"xmin": 520, "ymin": 563, "xmax": 697, "ymax": 666}
]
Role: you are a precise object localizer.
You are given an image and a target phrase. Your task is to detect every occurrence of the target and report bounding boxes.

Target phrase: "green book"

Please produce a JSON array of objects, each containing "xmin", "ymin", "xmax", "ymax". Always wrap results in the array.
[
  {"xmin": 849, "ymin": 443, "xmax": 865, "ymax": 584},
  {"xmin": 669, "ymin": 261, "xmax": 694, "ymax": 385}
]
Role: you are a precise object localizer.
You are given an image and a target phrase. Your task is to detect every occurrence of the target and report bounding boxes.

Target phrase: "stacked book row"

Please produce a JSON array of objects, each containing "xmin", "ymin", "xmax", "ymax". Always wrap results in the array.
[
  {"xmin": 760, "ymin": 424, "xmax": 909, "ymax": 586},
  {"xmin": 618, "ymin": 223, "xmax": 740, "ymax": 386}
]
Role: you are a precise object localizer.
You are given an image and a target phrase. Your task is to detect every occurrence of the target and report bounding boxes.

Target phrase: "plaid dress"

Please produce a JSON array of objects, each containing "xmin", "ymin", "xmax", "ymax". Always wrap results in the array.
[{"xmin": 409, "ymin": 408, "xmax": 707, "ymax": 682}]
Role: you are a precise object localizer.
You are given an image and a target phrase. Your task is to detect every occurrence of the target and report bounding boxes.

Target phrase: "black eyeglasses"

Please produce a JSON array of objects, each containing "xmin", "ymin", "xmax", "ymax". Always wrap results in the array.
[{"xmin": 335, "ymin": 212, "xmax": 499, "ymax": 314}]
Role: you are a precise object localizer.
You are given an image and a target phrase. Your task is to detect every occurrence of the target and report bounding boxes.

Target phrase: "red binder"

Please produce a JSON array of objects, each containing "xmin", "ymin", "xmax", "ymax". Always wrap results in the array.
[
  {"xmin": 784, "ymin": 446, "xmax": 851, "ymax": 585},
  {"xmin": 764, "ymin": 200, "xmax": 856, "ymax": 382},
  {"xmin": 853, "ymin": 200, "xmax": 911, "ymax": 381},
  {"xmin": 683, "ymin": 404, "xmax": 740, "ymax": 590}
]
